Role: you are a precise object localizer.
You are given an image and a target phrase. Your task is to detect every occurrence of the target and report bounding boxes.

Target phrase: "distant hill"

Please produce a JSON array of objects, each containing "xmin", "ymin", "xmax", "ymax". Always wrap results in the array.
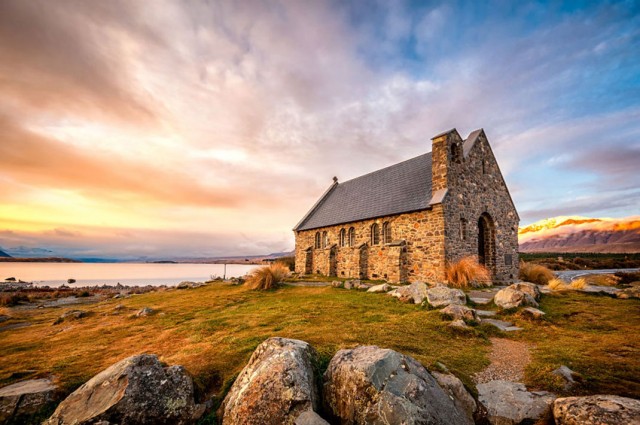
[
  {"xmin": 0, "ymin": 248, "xmax": 12, "ymax": 258},
  {"xmin": 519, "ymin": 216, "xmax": 640, "ymax": 253}
]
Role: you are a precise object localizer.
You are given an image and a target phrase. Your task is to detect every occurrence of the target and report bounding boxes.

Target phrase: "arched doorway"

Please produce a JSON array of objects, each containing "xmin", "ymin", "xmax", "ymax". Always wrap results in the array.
[{"xmin": 478, "ymin": 213, "xmax": 496, "ymax": 276}]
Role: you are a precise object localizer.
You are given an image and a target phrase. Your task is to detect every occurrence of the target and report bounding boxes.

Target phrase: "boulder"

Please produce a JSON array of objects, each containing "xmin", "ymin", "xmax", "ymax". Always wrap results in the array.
[
  {"xmin": 388, "ymin": 281, "xmax": 429, "ymax": 304},
  {"xmin": 440, "ymin": 304, "xmax": 478, "ymax": 322},
  {"xmin": 477, "ymin": 380, "xmax": 555, "ymax": 425},
  {"xmin": 353, "ymin": 282, "xmax": 371, "ymax": 290},
  {"xmin": 177, "ymin": 281, "xmax": 196, "ymax": 289},
  {"xmin": 0, "ymin": 378, "xmax": 58, "ymax": 424},
  {"xmin": 494, "ymin": 286, "xmax": 539, "ymax": 309},
  {"xmin": 367, "ymin": 283, "xmax": 391, "ymax": 293},
  {"xmin": 432, "ymin": 371, "xmax": 477, "ymax": 424},
  {"xmin": 294, "ymin": 410, "xmax": 330, "ymax": 425},
  {"xmin": 46, "ymin": 354, "xmax": 204, "ymax": 425},
  {"xmin": 449, "ymin": 319, "xmax": 471, "ymax": 329},
  {"xmin": 425, "ymin": 285, "xmax": 466, "ymax": 307},
  {"xmin": 552, "ymin": 365, "xmax": 581, "ymax": 391},
  {"xmin": 512, "ymin": 282, "xmax": 542, "ymax": 300},
  {"xmin": 323, "ymin": 345, "xmax": 472, "ymax": 425},
  {"xmin": 220, "ymin": 337, "xmax": 320, "ymax": 425},
  {"xmin": 53, "ymin": 310, "xmax": 87, "ymax": 325},
  {"xmin": 135, "ymin": 307, "xmax": 154, "ymax": 317},
  {"xmin": 521, "ymin": 307, "xmax": 546, "ymax": 320},
  {"xmin": 331, "ymin": 281, "xmax": 343, "ymax": 288},
  {"xmin": 343, "ymin": 281, "xmax": 353, "ymax": 290},
  {"xmin": 553, "ymin": 394, "xmax": 640, "ymax": 425}
]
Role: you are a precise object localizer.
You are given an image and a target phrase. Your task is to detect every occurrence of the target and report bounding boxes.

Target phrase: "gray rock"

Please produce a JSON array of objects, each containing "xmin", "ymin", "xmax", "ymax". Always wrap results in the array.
[
  {"xmin": 477, "ymin": 380, "xmax": 555, "ymax": 425},
  {"xmin": 425, "ymin": 285, "xmax": 466, "ymax": 307},
  {"xmin": 323, "ymin": 345, "xmax": 472, "ymax": 425},
  {"xmin": 552, "ymin": 366, "xmax": 581, "ymax": 391},
  {"xmin": 353, "ymin": 282, "xmax": 371, "ymax": 290},
  {"xmin": 0, "ymin": 378, "xmax": 58, "ymax": 424},
  {"xmin": 432, "ymin": 371, "xmax": 477, "ymax": 424},
  {"xmin": 46, "ymin": 354, "xmax": 204, "ymax": 425},
  {"xmin": 331, "ymin": 281, "xmax": 343, "ymax": 288},
  {"xmin": 53, "ymin": 310, "xmax": 87, "ymax": 325},
  {"xmin": 135, "ymin": 307, "xmax": 154, "ymax": 317},
  {"xmin": 476, "ymin": 310, "xmax": 498, "ymax": 317},
  {"xmin": 367, "ymin": 283, "xmax": 391, "ymax": 293},
  {"xmin": 553, "ymin": 394, "xmax": 640, "ymax": 425},
  {"xmin": 220, "ymin": 337, "xmax": 320, "ymax": 425},
  {"xmin": 494, "ymin": 286, "xmax": 539, "ymax": 309},
  {"xmin": 482, "ymin": 319, "xmax": 523, "ymax": 332},
  {"xmin": 294, "ymin": 410, "xmax": 330, "ymax": 425},
  {"xmin": 177, "ymin": 281, "xmax": 196, "ymax": 289},
  {"xmin": 449, "ymin": 319, "xmax": 471, "ymax": 329},
  {"xmin": 512, "ymin": 282, "xmax": 542, "ymax": 300},
  {"xmin": 343, "ymin": 281, "xmax": 353, "ymax": 290},
  {"xmin": 521, "ymin": 307, "xmax": 546, "ymax": 320},
  {"xmin": 441, "ymin": 304, "xmax": 478, "ymax": 322},
  {"xmin": 388, "ymin": 281, "xmax": 429, "ymax": 304}
]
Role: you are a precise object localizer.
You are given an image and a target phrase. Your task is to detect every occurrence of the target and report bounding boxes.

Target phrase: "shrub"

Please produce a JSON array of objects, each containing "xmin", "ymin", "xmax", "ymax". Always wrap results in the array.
[
  {"xmin": 445, "ymin": 256, "xmax": 491, "ymax": 288},
  {"xmin": 570, "ymin": 278, "xmax": 587, "ymax": 290},
  {"xmin": 614, "ymin": 271, "xmax": 640, "ymax": 285},
  {"xmin": 547, "ymin": 278, "xmax": 566, "ymax": 291},
  {"xmin": 245, "ymin": 263, "xmax": 290, "ymax": 290},
  {"xmin": 519, "ymin": 262, "xmax": 554, "ymax": 285},
  {"xmin": 0, "ymin": 293, "xmax": 29, "ymax": 306}
]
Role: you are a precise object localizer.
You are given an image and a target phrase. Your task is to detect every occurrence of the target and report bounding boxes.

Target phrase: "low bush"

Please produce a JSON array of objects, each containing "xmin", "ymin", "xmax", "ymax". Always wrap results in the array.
[
  {"xmin": 0, "ymin": 293, "xmax": 29, "ymax": 306},
  {"xmin": 445, "ymin": 256, "xmax": 491, "ymax": 288},
  {"xmin": 569, "ymin": 278, "xmax": 587, "ymax": 290},
  {"xmin": 614, "ymin": 271, "xmax": 640, "ymax": 285},
  {"xmin": 519, "ymin": 262, "xmax": 554, "ymax": 285},
  {"xmin": 245, "ymin": 263, "xmax": 290, "ymax": 290},
  {"xmin": 547, "ymin": 278, "xmax": 566, "ymax": 291}
]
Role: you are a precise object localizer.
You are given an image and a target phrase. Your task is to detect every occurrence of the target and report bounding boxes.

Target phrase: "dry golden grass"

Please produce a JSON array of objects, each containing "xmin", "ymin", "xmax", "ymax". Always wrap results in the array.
[
  {"xmin": 547, "ymin": 278, "xmax": 567, "ymax": 291},
  {"xmin": 519, "ymin": 261, "xmax": 554, "ymax": 285},
  {"xmin": 570, "ymin": 278, "xmax": 587, "ymax": 290},
  {"xmin": 245, "ymin": 263, "xmax": 290, "ymax": 290},
  {"xmin": 584, "ymin": 274, "xmax": 621, "ymax": 286},
  {"xmin": 445, "ymin": 256, "xmax": 491, "ymax": 288}
]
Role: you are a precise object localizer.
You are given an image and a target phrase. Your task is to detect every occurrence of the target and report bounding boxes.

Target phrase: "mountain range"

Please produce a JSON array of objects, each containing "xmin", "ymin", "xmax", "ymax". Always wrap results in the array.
[
  {"xmin": 0, "ymin": 248, "xmax": 12, "ymax": 258},
  {"xmin": 518, "ymin": 216, "xmax": 640, "ymax": 253}
]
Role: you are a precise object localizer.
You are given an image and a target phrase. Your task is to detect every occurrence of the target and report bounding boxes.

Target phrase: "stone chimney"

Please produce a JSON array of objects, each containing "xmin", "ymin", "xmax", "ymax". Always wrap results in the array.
[{"xmin": 430, "ymin": 128, "xmax": 463, "ymax": 193}]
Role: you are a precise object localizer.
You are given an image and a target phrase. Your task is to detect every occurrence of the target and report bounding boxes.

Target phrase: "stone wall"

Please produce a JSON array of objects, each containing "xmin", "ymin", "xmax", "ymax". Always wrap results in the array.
[
  {"xmin": 436, "ymin": 130, "xmax": 520, "ymax": 283},
  {"xmin": 294, "ymin": 205, "xmax": 446, "ymax": 283}
]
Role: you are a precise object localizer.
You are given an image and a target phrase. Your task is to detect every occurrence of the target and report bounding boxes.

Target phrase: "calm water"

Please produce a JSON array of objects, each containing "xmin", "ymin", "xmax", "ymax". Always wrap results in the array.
[{"xmin": 0, "ymin": 263, "xmax": 260, "ymax": 287}]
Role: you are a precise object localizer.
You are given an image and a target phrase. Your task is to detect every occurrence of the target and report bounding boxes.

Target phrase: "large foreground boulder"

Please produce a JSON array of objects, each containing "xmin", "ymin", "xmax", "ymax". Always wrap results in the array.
[
  {"xmin": 323, "ymin": 345, "xmax": 472, "ymax": 425},
  {"xmin": 388, "ymin": 282, "xmax": 428, "ymax": 304},
  {"xmin": 431, "ymin": 371, "xmax": 477, "ymax": 424},
  {"xmin": 553, "ymin": 394, "xmax": 640, "ymax": 425},
  {"xmin": 220, "ymin": 337, "xmax": 321, "ymax": 425},
  {"xmin": 46, "ymin": 354, "xmax": 204, "ymax": 425},
  {"xmin": 494, "ymin": 286, "xmax": 539, "ymax": 309},
  {"xmin": 477, "ymin": 380, "xmax": 555, "ymax": 425},
  {"xmin": 0, "ymin": 378, "xmax": 58, "ymax": 424},
  {"xmin": 426, "ymin": 285, "xmax": 467, "ymax": 307}
]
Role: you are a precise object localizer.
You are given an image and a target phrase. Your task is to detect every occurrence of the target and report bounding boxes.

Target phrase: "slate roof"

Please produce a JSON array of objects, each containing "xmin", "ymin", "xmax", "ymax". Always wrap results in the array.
[{"xmin": 294, "ymin": 153, "xmax": 433, "ymax": 231}]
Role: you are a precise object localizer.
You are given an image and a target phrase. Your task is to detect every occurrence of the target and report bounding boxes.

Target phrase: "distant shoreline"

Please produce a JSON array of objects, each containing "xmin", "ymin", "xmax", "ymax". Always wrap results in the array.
[{"xmin": 0, "ymin": 257, "xmax": 81, "ymax": 263}]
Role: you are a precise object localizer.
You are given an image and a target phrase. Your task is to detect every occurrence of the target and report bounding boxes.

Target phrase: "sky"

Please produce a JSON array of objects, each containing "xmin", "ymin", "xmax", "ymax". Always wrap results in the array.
[{"xmin": 0, "ymin": 0, "xmax": 638, "ymax": 260}]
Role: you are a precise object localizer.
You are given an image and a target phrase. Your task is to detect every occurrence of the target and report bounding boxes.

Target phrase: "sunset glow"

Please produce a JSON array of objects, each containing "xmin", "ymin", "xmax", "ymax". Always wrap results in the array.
[{"xmin": 1, "ymin": 1, "xmax": 639, "ymax": 259}]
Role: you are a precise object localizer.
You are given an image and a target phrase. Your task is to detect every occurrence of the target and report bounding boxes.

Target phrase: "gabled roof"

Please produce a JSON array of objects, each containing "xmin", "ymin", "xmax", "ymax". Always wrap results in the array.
[{"xmin": 294, "ymin": 153, "xmax": 433, "ymax": 231}]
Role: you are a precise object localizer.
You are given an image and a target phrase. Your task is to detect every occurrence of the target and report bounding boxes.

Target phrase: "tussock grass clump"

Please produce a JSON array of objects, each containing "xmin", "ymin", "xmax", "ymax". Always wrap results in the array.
[
  {"xmin": 446, "ymin": 256, "xmax": 491, "ymax": 288},
  {"xmin": 570, "ymin": 278, "xmax": 587, "ymax": 290},
  {"xmin": 519, "ymin": 261, "xmax": 554, "ymax": 285},
  {"xmin": 585, "ymin": 274, "xmax": 621, "ymax": 286},
  {"xmin": 547, "ymin": 278, "xmax": 567, "ymax": 291},
  {"xmin": 245, "ymin": 263, "xmax": 290, "ymax": 290}
]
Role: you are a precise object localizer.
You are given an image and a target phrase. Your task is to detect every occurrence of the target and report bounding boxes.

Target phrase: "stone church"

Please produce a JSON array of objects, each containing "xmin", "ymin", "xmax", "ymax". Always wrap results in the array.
[{"xmin": 293, "ymin": 128, "xmax": 519, "ymax": 284}]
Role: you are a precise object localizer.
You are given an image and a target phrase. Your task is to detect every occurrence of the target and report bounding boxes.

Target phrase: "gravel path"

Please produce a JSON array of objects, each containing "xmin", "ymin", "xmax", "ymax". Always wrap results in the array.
[{"xmin": 474, "ymin": 338, "xmax": 531, "ymax": 384}]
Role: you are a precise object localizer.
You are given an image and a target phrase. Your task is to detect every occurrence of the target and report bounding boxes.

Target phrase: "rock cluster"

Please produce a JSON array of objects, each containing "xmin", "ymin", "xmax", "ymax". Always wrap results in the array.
[{"xmin": 494, "ymin": 282, "xmax": 540, "ymax": 310}]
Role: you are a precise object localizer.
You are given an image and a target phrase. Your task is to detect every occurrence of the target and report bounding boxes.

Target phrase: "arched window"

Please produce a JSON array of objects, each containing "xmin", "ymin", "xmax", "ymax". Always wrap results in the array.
[
  {"xmin": 314, "ymin": 232, "xmax": 321, "ymax": 249},
  {"xmin": 371, "ymin": 223, "xmax": 380, "ymax": 245},
  {"xmin": 339, "ymin": 228, "xmax": 346, "ymax": 247},
  {"xmin": 322, "ymin": 231, "xmax": 328, "ymax": 248},
  {"xmin": 460, "ymin": 218, "xmax": 467, "ymax": 240},
  {"xmin": 348, "ymin": 227, "xmax": 355, "ymax": 247},
  {"xmin": 382, "ymin": 222, "xmax": 392, "ymax": 244}
]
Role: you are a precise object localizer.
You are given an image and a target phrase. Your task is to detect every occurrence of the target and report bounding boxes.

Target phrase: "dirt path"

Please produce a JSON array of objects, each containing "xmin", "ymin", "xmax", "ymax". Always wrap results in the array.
[{"xmin": 474, "ymin": 338, "xmax": 532, "ymax": 384}]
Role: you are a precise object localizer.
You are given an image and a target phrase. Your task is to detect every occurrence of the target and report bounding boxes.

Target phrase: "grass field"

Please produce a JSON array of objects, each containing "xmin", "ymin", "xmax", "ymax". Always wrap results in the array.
[{"xmin": 1, "ymin": 283, "xmax": 638, "ymax": 402}]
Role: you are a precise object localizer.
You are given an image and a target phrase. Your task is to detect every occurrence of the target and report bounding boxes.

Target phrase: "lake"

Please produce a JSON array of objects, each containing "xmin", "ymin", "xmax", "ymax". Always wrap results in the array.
[{"xmin": 0, "ymin": 262, "xmax": 261, "ymax": 287}]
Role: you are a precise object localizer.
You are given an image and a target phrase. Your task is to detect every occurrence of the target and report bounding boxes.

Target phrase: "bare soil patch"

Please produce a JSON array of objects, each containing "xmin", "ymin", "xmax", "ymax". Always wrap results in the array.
[{"xmin": 474, "ymin": 338, "xmax": 531, "ymax": 384}]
